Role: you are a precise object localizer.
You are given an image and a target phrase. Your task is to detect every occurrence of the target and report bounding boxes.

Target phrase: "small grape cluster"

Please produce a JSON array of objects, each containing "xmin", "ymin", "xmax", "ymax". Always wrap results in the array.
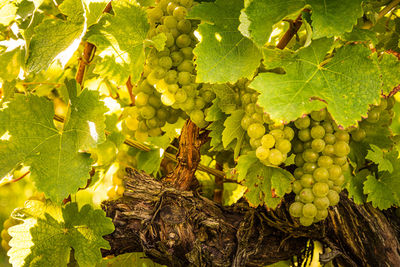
[
  {"xmin": 350, "ymin": 97, "xmax": 395, "ymax": 142},
  {"xmin": 106, "ymin": 150, "xmax": 137, "ymax": 199},
  {"xmin": 289, "ymin": 109, "xmax": 349, "ymax": 226},
  {"xmin": 239, "ymin": 85, "xmax": 294, "ymax": 166},
  {"xmin": 1, "ymin": 217, "xmax": 19, "ymax": 252}
]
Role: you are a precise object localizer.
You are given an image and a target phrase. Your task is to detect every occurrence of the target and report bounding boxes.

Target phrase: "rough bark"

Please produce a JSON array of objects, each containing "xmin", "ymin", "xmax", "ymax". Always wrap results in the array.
[{"xmin": 101, "ymin": 169, "xmax": 400, "ymax": 266}]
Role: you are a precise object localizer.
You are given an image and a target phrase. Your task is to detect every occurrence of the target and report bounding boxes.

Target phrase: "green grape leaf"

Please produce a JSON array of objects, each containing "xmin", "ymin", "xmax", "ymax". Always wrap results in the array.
[
  {"xmin": 136, "ymin": 149, "xmax": 162, "ymax": 175},
  {"xmin": 211, "ymin": 85, "xmax": 238, "ymax": 114},
  {"xmin": 239, "ymin": 0, "xmax": 304, "ymax": 46},
  {"xmin": 376, "ymin": 53, "xmax": 400, "ymax": 95},
  {"xmin": 366, "ymin": 144, "xmax": 393, "ymax": 173},
  {"xmin": 89, "ymin": 0, "xmax": 149, "ymax": 85},
  {"xmin": 84, "ymin": 0, "xmax": 109, "ymax": 27},
  {"xmin": 0, "ymin": 80, "xmax": 107, "ymax": 202},
  {"xmin": 345, "ymin": 169, "xmax": 368, "ymax": 204},
  {"xmin": 98, "ymin": 252, "xmax": 164, "ymax": 267},
  {"xmin": 0, "ymin": 47, "xmax": 23, "ymax": 81},
  {"xmin": 161, "ymin": 118, "xmax": 186, "ymax": 140},
  {"xmin": 250, "ymin": 38, "xmax": 382, "ymax": 128},
  {"xmin": 8, "ymin": 201, "xmax": 114, "ymax": 267},
  {"xmin": 205, "ymin": 100, "xmax": 225, "ymax": 122},
  {"xmin": 207, "ymin": 118, "xmax": 225, "ymax": 151},
  {"xmin": 237, "ymin": 152, "xmax": 293, "ymax": 208},
  {"xmin": 188, "ymin": 0, "xmax": 262, "ymax": 83},
  {"xmin": 307, "ymin": 0, "xmax": 363, "ymax": 39},
  {"xmin": 26, "ymin": 0, "xmax": 86, "ymax": 73},
  {"xmin": 0, "ymin": 1, "xmax": 18, "ymax": 26},
  {"xmin": 342, "ymin": 28, "xmax": 378, "ymax": 44},
  {"xmin": 363, "ymin": 151, "xmax": 400, "ymax": 209},
  {"xmin": 147, "ymin": 33, "xmax": 167, "ymax": 51},
  {"xmin": 222, "ymin": 110, "xmax": 245, "ymax": 158}
]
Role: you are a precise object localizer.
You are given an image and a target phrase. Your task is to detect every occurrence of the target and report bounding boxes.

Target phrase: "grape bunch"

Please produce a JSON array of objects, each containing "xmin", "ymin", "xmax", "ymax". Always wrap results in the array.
[
  {"xmin": 238, "ymin": 84, "xmax": 294, "ymax": 166},
  {"xmin": 289, "ymin": 109, "xmax": 349, "ymax": 226},
  {"xmin": 141, "ymin": 0, "xmax": 215, "ymax": 128},
  {"xmin": 350, "ymin": 97, "xmax": 395, "ymax": 142}
]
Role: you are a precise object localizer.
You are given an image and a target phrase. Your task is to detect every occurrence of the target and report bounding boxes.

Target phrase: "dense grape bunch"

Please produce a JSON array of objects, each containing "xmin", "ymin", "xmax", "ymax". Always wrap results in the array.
[
  {"xmin": 289, "ymin": 110, "xmax": 349, "ymax": 226},
  {"xmin": 125, "ymin": 0, "xmax": 216, "ymax": 141},
  {"xmin": 238, "ymin": 82, "xmax": 294, "ymax": 166}
]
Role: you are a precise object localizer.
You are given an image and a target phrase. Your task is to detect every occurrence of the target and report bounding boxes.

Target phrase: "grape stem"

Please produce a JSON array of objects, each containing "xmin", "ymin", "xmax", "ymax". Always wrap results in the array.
[
  {"xmin": 378, "ymin": 0, "xmax": 400, "ymax": 20},
  {"xmin": 276, "ymin": 10, "xmax": 306, "ymax": 50}
]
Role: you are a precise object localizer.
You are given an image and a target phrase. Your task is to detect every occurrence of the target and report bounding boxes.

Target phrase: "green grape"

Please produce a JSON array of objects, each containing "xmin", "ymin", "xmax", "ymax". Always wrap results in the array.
[
  {"xmin": 175, "ymin": 89, "xmax": 188, "ymax": 103},
  {"xmin": 140, "ymin": 105, "xmax": 156, "ymax": 119},
  {"xmin": 294, "ymin": 154, "xmax": 305, "ymax": 167},
  {"xmin": 333, "ymin": 155, "xmax": 348, "ymax": 166},
  {"xmin": 315, "ymin": 209, "xmax": 328, "ymax": 221},
  {"xmin": 334, "ymin": 175, "xmax": 345, "ymax": 186},
  {"xmin": 324, "ymin": 133, "xmax": 336, "ymax": 145},
  {"xmin": 165, "ymin": 32, "xmax": 175, "ymax": 47},
  {"xmin": 178, "ymin": 60, "xmax": 194, "ymax": 72},
  {"xmin": 251, "ymin": 113, "xmax": 263, "ymax": 123},
  {"xmin": 247, "ymin": 123, "xmax": 266, "ymax": 139},
  {"xmin": 181, "ymin": 47, "xmax": 193, "ymax": 59},
  {"xmin": 276, "ymin": 139, "xmax": 291, "ymax": 154},
  {"xmin": 270, "ymin": 129, "xmax": 284, "ymax": 140},
  {"xmin": 181, "ymin": 97, "xmax": 195, "ymax": 111},
  {"xmin": 312, "ymin": 182, "xmax": 329, "ymax": 197},
  {"xmin": 310, "ymin": 109, "xmax": 326, "ymax": 121},
  {"xmin": 303, "ymin": 162, "xmax": 317, "ymax": 174},
  {"xmin": 178, "ymin": 71, "xmax": 192, "ymax": 85},
  {"xmin": 167, "ymin": 2, "xmax": 178, "ymax": 14},
  {"xmin": 327, "ymin": 190, "xmax": 340, "ymax": 205},
  {"xmin": 313, "ymin": 167, "xmax": 329, "ymax": 182},
  {"xmin": 341, "ymin": 162, "xmax": 350, "ymax": 172},
  {"xmin": 171, "ymin": 51, "xmax": 184, "ymax": 66},
  {"xmin": 190, "ymin": 109, "xmax": 205, "ymax": 127},
  {"xmin": 314, "ymin": 196, "xmax": 330, "ymax": 210},
  {"xmin": 159, "ymin": 56, "xmax": 173, "ymax": 69},
  {"xmin": 194, "ymin": 97, "xmax": 206, "ymax": 110},
  {"xmin": 176, "ymin": 34, "xmax": 192, "ymax": 48},
  {"xmin": 241, "ymin": 93, "xmax": 253, "ymax": 105},
  {"xmin": 256, "ymin": 146, "xmax": 270, "ymax": 161},
  {"xmin": 283, "ymin": 126, "xmax": 295, "ymax": 140},
  {"xmin": 292, "ymin": 181, "xmax": 303, "ymax": 194},
  {"xmin": 135, "ymin": 92, "xmax": 149, "ymax": 106},
  {"xmin": 299, "ymin": 188, "xmax": 314, "ymax": 203},
  {"xmin": 294, "ymin": 168, "xmax": 304, "ymax": 179},
  {"xmin": 245, "ymin": 103, "xmax": 256, "ymax": 114},
  {"xmin": 332, "ymin": 185, "xmax": 342, "ymax": 193},
  {"xmin": 179, "ymin": 0, "xmax": 193, "ymax": 8},
  {"xmin": 289, "ymin": 202, "xmax": 304, "ymax": 218},
  {"xmin": 317, "ymin": 155, "xmax": 333, "ymax": 168},
  {"xmin": 268, "ymin": 149, "xmax": 284, "ymax": 165},
  {"xmin": 322, "ymin": 121, "xmax": 334, "ymax": 133},
  {"xmin": 292, "ymin": 140, "xmax": 304, "ymax": 153},
  {"xmin": 302, "ymin": 149, "xmax": 319, "ymax": 163},
  {"xmin": 173, "ymin": 6, "xmax": 187, "ymax": 20},
  {"xmin": 300, "ymin": 174, "xmax": 314, "ymax": 188},
  {"xmin": 298, "ymin": 129, "xmax": 311, "ymax": 142},
  {"xmin": 302, "ymin": 203, "xmax": 317, "ymax": 218},
  {"xmin": 261, "ymin": 134, "xmax": 275, "ymax": 148},
  {"xmin": 311, "ymin": 125, "xmax": 325, "ymax": 139},
  {"xmin": 335, "ymin": 130, "xmax": 350, "ymax": 142},
  {"xmin": 148, "ymin": 6, "xmax": 163, "ymax": 21},
  {"xmin": 351, "ymin": 128, "xmax": 366, "ymax": 142},
  {"xmin": 146, "ymin": 118, "xmax": 159, "ymax": 129},
  {"xmin": 164, "ymin": 16, "xmax": 178, "ymax": 28},
  {"xmin": 125, "ymin": 116, "xmax": 139, "ymax": 131},
  {"xmin": 311, "ymin": 139, "xmax": 325, "ymax": 152},
  {"xmin": 250, "ymin": 138, "xmax": 262, "ymax": 149},
  {"xmin": 299, "ymin": 216, "xmax": 314, "ymax": 226},
  {"xmin": 322, "ymin": 144, "xmax": 335, "ymax": 156},
  {"xmin": 294, "ymin": 116, "xmax": 310, "ymax": 129},
  {"xmin": 177, "ymin": 19, "xmax": 192, "ymax": 33},
  {"xmin": 366, "ymin": 108, "xmax": 380, "ymax": 123},
  {"xmin": 241, "ymin": 115, "xmax": 253, "ymax": 130}
]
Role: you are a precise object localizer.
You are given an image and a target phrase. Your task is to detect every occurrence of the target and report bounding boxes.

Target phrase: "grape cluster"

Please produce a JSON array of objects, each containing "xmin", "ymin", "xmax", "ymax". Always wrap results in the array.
[
  {"xmin": 238, "ymin": 84, "xmax": 294, "ymax": 166},
  {"xmin": 142, "ymin": 0, "xmax": 215, "ymax": 128},
  {"xmin": 350, "ymin": 97, "xmax": 395, "ymax": 142},
  {"xmin": 289, "ymin": 109, "xmax": 349, "ymax": 226},
  {"xmin": 106, "ymin": 150, "xmax": 137, "ymax": 199}
]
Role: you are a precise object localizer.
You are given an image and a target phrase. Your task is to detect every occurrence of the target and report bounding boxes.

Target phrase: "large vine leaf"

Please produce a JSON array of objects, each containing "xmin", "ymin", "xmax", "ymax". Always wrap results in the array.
[
  {"xmin": 236, "ymin": 152, "xmax": 293, "ymax": 208},
  {"xmin": 366, "ymin": 144, "xmax": 393, "ymax": 173},
  {"xmin": 26, "ymin": 0, "xmax": 86, "ymax": 73},
  {"xmin": 346, "ymin": 169, "xmax": 369, "ymax": 204},
  {"xmin": 376, "ymin": 53, "xmax": 400, "ymax": 95},
  {"xmin": 307, "ymin": 0, "xmax": 363, "ymax": 39},
  {"xmin": 0, "ymin": 80, "xmax": 107, "ymax": 202},
  {"xmin": 188, "ymin": 0, "xmax": 262, "ymax": 83},
  {"xmin": 363, "ymin": 151, "xmax": 400, "ymax": 209},
  {"xmin": 250, "ymin": 38, "xmax": 382, "ymax": 128},
  {"xmin": 239, "ymin": 0, "xmax": 363, "ymax": 46},
  {"xmin": 8, "ymin": 201, "xmax": 114, "ymax": 267},
  {"xmin": 87, "ymin": 0, "xmax": 149, "ymax": 84}
]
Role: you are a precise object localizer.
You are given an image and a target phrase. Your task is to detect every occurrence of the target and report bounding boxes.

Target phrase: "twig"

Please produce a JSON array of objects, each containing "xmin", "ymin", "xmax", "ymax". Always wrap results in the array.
[
  {"xmin": 126, "ymin": 76, "xmax": 136, "ymax": 105},
  {"xmin": 276, "ymin": 12, "xmax": 304, "ymax": 50},
  {"xmin": 378, "ymin": 0, "xmax": 400, "ymax": 20},
  {"xmin": 213, "ymin": 161, "xmax": 223, "ymax": 203},
  {"xmin": 22, "ymin": 82, "xmax": 62, "ymax": 87}
]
